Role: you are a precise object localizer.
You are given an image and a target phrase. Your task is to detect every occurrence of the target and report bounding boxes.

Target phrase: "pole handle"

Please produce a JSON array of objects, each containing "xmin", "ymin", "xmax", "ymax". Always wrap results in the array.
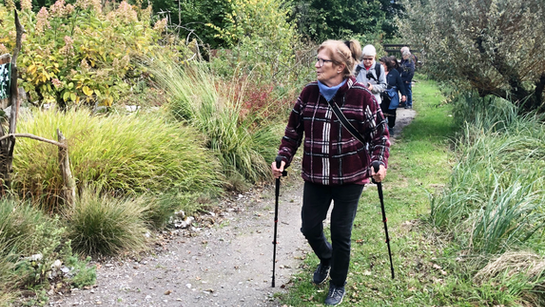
[
  {"xmin": 275, "ymin": 156, "xmax": 282, "ymax": 168},
  {"xmin": 371, "ymin": 161, "xmax": 381, "ymax": 184},
  {"xmin": 275, "ymin": 156, "xmax": 287, "ymax": 176}
]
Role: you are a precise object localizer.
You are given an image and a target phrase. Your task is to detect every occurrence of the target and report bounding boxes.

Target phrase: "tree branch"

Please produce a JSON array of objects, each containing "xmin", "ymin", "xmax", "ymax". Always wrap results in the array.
[{"xmin": 0, "ymin": 133, "xmax": 67, "ymax": 148}]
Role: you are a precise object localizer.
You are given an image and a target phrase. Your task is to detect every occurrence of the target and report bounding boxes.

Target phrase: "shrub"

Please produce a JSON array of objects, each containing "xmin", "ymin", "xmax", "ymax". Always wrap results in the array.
[
  {"xmin": 64, "ymin": 186, "xmax": 149, "ymax": 256},
  {"xmin": 0, "ymin": 239, "xmax": 20, "ymax": 306},
  {"xmin": 0, "ymin": 198, "xmax": 62, "ymax": 257},
  {"xmin": 13, "ymin": 108, "xmax": 223, "ymax": 211},
  {"xmin": 0, "ymin": 198, "xmax": 90, "ymax": 294},
  {"xmin": 400, "ymin": 0, "xmax": 545, "ymax": 112},
  {"xmin": 64, "ymin": 255, "xmax": 96, "ymax": 288},
  {"xmin": 0, "ymin": 1, "xmax": 189, "ymax": 108}
]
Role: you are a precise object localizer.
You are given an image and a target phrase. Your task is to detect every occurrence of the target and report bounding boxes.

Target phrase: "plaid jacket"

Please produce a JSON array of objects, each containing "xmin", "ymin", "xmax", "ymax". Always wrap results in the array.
[{"xmin": 278, "ymin": 76, "xmax": 390, "ymax": 185}]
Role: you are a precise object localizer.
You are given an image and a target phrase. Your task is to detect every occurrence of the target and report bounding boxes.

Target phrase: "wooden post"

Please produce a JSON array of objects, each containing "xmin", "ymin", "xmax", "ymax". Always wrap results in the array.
[{"xmin": 57, "ymin": 129, "xmax": 75, "ymax": 207}]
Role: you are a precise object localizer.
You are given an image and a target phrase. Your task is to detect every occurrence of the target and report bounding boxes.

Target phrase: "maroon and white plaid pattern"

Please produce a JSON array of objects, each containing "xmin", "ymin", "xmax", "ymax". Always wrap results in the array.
[{"xmin": 278, "ymin": 76, "xmax": 390, "ymax": 185}]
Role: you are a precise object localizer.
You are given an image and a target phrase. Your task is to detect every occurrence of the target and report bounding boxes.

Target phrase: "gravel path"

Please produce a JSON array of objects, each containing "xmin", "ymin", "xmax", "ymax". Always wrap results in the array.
[{"xmin": 49, "ymin": 108, "xmax": 416, "ymax": 307}]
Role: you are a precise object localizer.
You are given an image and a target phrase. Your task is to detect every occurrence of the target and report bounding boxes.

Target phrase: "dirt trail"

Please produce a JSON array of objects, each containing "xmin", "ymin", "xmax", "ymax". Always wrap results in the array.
[{"xmin": 50, "ymin": 108, "xmax": 415, "ymax": 307}]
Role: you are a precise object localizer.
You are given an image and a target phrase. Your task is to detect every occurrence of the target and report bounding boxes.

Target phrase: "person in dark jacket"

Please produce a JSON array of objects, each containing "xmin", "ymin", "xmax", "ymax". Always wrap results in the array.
[
  {"xmin": 379, "ymin": 56, "xmax": 407, "ymax": 135},
  {"xmin": 398, "ymin": 46, "xmax": 416, "ymax": 109},
  {"xmin": 271, "ymin": 39, "xmax": 390, "ymax": 306}
]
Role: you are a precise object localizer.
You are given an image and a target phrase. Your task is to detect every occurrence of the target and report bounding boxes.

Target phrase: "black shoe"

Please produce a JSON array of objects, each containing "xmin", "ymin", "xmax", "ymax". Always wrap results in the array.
[
  {"xmin": 313, "ymin": 263, "xmax": 330, "ymax": 284},
  {"xmin": 404, "ymin": 105, "xmax": 412, "ymax": 109},
  {"xmin": 389, "ymin": 128, "xmax": 395, "ymax": 136},
  {"xmin": 325, "ymin": 282, "xmax": 345, "ymax": 305}
]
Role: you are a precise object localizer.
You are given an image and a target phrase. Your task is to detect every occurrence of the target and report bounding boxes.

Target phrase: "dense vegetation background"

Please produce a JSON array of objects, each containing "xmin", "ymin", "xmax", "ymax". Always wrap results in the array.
[{"xmin": 0, "ymin": 0, "xmax": 544, "ymax": 305}]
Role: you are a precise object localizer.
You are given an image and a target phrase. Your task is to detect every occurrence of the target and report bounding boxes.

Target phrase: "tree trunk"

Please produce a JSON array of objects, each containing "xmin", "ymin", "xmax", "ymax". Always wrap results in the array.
[{"xmin": 0, "ymin": 10, "xmax": 23, "ymax": 191}]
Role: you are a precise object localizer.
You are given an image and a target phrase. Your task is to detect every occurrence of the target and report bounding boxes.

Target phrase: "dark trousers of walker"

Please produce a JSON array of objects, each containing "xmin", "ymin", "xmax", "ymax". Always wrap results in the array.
[{"xmin": 300, "ymin": 181, "xmax": 364, "ymax": 287}]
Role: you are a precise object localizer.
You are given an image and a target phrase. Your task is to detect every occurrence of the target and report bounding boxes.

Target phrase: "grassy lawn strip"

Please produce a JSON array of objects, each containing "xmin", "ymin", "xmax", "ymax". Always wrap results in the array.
[{"xmin": 277, "ymin": 77, "xmax": 521, "ymax": 306}]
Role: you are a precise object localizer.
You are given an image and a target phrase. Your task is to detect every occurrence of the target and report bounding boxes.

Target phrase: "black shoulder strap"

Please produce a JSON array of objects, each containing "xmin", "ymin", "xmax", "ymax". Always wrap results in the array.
[
  {"xmin": 355, "ymin": 65, "xmax": 363, "ymax": 78},
  {"xmin": 375, "ymin": 62, "xmax": 381, "ymax": 79},
  {"xmin": 327, "ymin": 99, "xmax": 366, "ymax": 144}
]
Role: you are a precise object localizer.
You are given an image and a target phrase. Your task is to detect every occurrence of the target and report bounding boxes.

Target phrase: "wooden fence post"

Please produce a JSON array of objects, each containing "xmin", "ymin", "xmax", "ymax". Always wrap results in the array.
[{"xmin": 57, "ymin": 129, "xmax": 75, "ymax": 207}]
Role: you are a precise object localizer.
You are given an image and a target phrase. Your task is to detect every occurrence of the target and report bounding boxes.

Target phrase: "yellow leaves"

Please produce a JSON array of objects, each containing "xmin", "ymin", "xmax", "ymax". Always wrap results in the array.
[
  {"xmin": 62, "ymin": 90, "xmax": 79, "ymax": 103},
  {"xmin": 102, "ymin": 96, "xmax": 113, "ymax": 107},
  {"xmin": 5, "ymin": 1, "xmax": 188, "ymax": 108},
  {"xmin": 82, "ymin": 86, "xmax": 93, "ymax": 97},
  {"xmin": 27, "ymin": 64, "xmax": 37, "ymax": 75}
]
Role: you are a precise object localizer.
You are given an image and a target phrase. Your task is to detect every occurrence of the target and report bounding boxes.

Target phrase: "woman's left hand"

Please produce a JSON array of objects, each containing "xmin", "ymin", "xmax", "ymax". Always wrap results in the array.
[
  {"xmin": 401, "ymin": 95, "xmax": 406, "ymax": 102},
  {"xmin": 371, "ymin": 164, "xmax": 387, "ymax": 182}
]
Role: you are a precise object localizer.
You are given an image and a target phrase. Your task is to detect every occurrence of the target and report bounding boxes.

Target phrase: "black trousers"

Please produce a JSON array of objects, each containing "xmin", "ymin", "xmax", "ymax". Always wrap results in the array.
[
  {"xmin": 300, "ymin": 181, "xmax": 364, "ymax": 287},
  {"xmin": 381, "ymin": 95, "xmax": 397, "ymax": 129}
]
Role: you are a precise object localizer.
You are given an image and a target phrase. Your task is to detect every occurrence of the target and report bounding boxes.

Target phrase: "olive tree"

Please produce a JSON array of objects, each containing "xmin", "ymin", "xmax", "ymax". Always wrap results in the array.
[{"xmin": 400, "ymin": 0, "xmax": 545, "ymax": 112}]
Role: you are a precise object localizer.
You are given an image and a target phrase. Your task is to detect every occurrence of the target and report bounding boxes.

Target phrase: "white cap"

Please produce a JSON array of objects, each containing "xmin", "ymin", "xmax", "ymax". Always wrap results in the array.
[{"xmin": 362, "ymin": 45, "xmax": 376, "ymax": 56}]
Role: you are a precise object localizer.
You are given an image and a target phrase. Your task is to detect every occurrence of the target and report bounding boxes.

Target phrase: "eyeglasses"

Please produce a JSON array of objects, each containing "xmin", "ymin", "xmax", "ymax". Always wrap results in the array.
[
  {"xmin": 316, "ymin": 57, "xmax": 333, "ymax": 67},
  {"xmin": 362, "ymin": 57, "xmax": 374, "ymax": 61}
]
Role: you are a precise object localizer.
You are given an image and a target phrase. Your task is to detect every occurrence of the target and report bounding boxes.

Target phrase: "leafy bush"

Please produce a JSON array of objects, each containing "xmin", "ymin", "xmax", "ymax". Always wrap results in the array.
[
  {"xmin": 65, "ymin": 187, "xmax": 149, "ymax": 256},
  {"xmin": 13, "ymin": 108, "xmax": 223, "ymax": 210},
  {"xmin": 0, "ymin": 238, "xmax": 21, "ymax": 305},
  {"xmin": 64, "ymin": 255, "xmax": 96, "ymax": 288},
  {"xmin": 0, "ymin": 0, "xmax": 189, "ymax": 108},
  {"xmin": 0, "ymin": 198, "xmax": 93, "ymax": 297},
  {"xmin": 290, "ymin": 0, "xmax": 396, "ymax": 43},
  {"xmin": 150, "ymin": 0, "xmax": 230, "ymax": 49},
  {"xmin": 0, "ymin": 198, "xmax": 62, "ymax": 257},
  {"xmin": 400, "ymin": 0, "xmax": 545, "ymax": 112}
]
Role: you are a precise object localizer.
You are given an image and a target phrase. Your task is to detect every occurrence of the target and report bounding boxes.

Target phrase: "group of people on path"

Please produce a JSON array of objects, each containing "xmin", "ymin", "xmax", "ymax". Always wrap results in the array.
[
  {"xmin": 355, "ymin": 44, "xmax": 416, "ymax": 135},
  {"xmin": 271, "ymin": 39, "xmax": 417, "ymax": 305}
]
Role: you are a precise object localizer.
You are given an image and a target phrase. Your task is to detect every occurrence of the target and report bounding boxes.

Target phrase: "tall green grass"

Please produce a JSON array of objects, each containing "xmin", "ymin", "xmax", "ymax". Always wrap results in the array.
[
  {"xmin": 148, "ymin": 59, "xmax": 283, "ymax": 188},
  {"xmin": 13, "ymin": 108, "xmax": 223, "ymax": 210},
  {"xmin": 431, "ymin": 94, "xmax": 545, "ymax": 254}
]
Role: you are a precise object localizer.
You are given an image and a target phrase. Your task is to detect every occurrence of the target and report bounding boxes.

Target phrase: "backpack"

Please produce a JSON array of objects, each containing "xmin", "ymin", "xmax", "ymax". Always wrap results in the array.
[{"xmin": 355, "ymin": 62, "xmax": 381, "ymax": 81}]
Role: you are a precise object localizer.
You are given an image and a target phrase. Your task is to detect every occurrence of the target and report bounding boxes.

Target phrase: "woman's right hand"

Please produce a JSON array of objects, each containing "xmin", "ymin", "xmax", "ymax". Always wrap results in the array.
[{"xmin": 271, "ymin": 160, "xmax": 286, "ymax": 179}]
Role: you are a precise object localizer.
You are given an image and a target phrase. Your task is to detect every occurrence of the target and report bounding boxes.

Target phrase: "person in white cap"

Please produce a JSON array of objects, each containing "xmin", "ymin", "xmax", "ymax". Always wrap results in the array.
[{"xmin": 354, "ymin": 44, "xmax": 387, "ymax": 105}]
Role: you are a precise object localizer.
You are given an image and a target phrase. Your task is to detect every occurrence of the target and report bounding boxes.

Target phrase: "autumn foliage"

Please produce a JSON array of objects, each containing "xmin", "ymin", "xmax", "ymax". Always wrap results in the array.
[{"xmin": 0, "ymin": 0, "xmax": 189, "ymax": 108}]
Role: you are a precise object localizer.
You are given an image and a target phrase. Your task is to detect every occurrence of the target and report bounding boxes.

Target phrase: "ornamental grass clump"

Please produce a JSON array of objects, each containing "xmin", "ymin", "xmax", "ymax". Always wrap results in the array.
[
  {"xmin": 65, "ymin": 187, "xmax": 149, "ymax": 256},
  {"xmin": 431, "ymin": 95, "xmax": 545, "ymax": 254},
  {"xmin": 13, "ymin": 108, "xmax": 223, "ymax": 211},
  {"xmin": 150, "ymin": 60, "xmax": 278, "ymax": 187},
  {"xmin": 474, "ymin": 252, "xmax": 545, "ymax": 305}
]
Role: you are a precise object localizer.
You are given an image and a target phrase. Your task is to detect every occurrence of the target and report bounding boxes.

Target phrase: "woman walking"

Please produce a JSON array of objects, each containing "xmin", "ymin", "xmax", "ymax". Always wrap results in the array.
[
  {"xmin": 271, "ymin": 39, "xmax": 390, "ymax": 306},
  {"xmin": 379, "ymin": 56, "xmax": 407, "ymax": 135},
  {"xmin": 354, "ymin": 44, "xmax": 387, "ymax": 105}
]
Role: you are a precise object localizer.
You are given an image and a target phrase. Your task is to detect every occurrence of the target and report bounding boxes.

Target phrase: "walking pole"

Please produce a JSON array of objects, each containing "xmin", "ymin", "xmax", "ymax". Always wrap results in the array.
[
  {"xmin": 372, "ymin": 161, "xmax": 395, "ymax": 279},
  {"xmin": 272, "ymin": 156, "xmax": 286, "ymax": 287}
]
